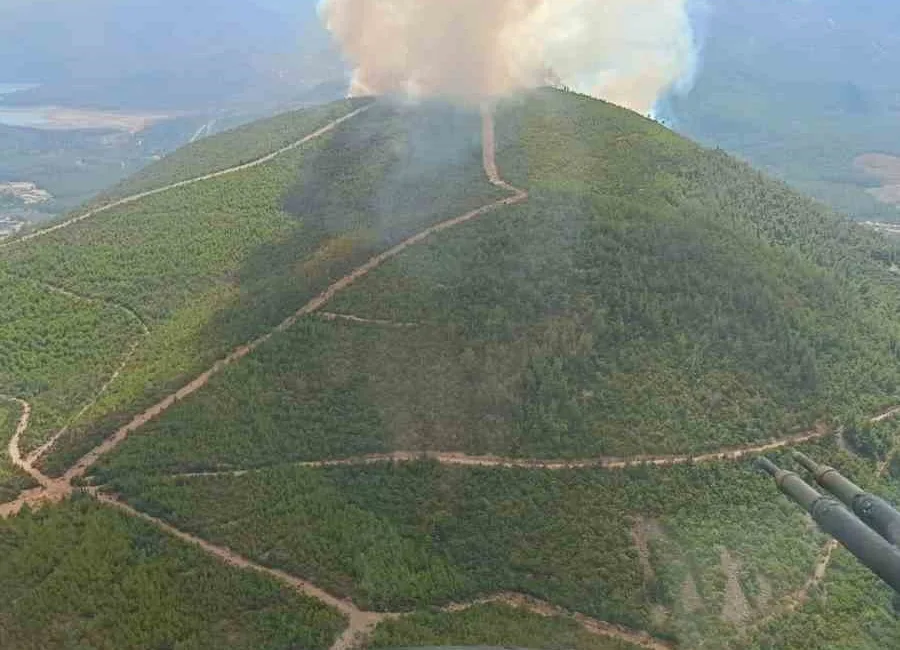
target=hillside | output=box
[2,89,900,649]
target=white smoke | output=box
[317,0,698,114]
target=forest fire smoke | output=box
[318,0,697,113]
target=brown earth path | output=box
[23,281,150,465]
[165,424,833,480]
[0,395,69,518]
[2,103,898,650]
[94,491,392,650]
[0,104,374,251]
[317,311,419,328]
[0,104,379,515]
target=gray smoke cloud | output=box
[318,0,697,113]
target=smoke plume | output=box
[318,0,697,113]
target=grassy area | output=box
[0,497,345,650]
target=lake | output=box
[0,82,39,96]
[0,107,57,129]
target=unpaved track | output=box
[0,395,69,517]
[317,312,419,328]
[24,281,150,465]
[0,105,373,251]
[4,103,900,650]
[62,108,529,484]
[95,492,392,650]
[167,425,833,479]
[444,592,674,650]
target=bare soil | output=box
[720,549,751,625]
[855,152,900,205]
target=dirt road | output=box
[169,425,832,480]
[4,103,899,650]
[444,592,674,650]
[0,395,71,518]
[0,105,373,251]
[62,108,528,483]
[22,281,150,465]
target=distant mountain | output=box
[666,0,900,220]
[0,0,342,110]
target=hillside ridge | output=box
[3,90,900,649]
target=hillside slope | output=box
[2,89,900,649]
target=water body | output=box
[0,107,57,129]
[0,84,46,127]
[0,82,39,96]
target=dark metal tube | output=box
[794,452,900,548]
[761,457,900,593]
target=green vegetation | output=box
[4,88,900,649]
[103,99,370,199]
[0,497,345,649]
[104,441,854,641]
[82,90,900,475]
[0,271,137,450]
[370,603,638,650]
[0,100,500,476]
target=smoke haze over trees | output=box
[318,0,697,113]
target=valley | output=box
[2,90,900,649]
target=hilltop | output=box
[1,89,900,649]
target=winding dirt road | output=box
[96,489,674,650]
[24,281,150,466]
[0,104,379,513]
[443,593,674,650]
[95,492,389,650]
[0,105,373,251]
[3,102,899,650]
[165,425,832,480]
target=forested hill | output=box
[2,89,900,649]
